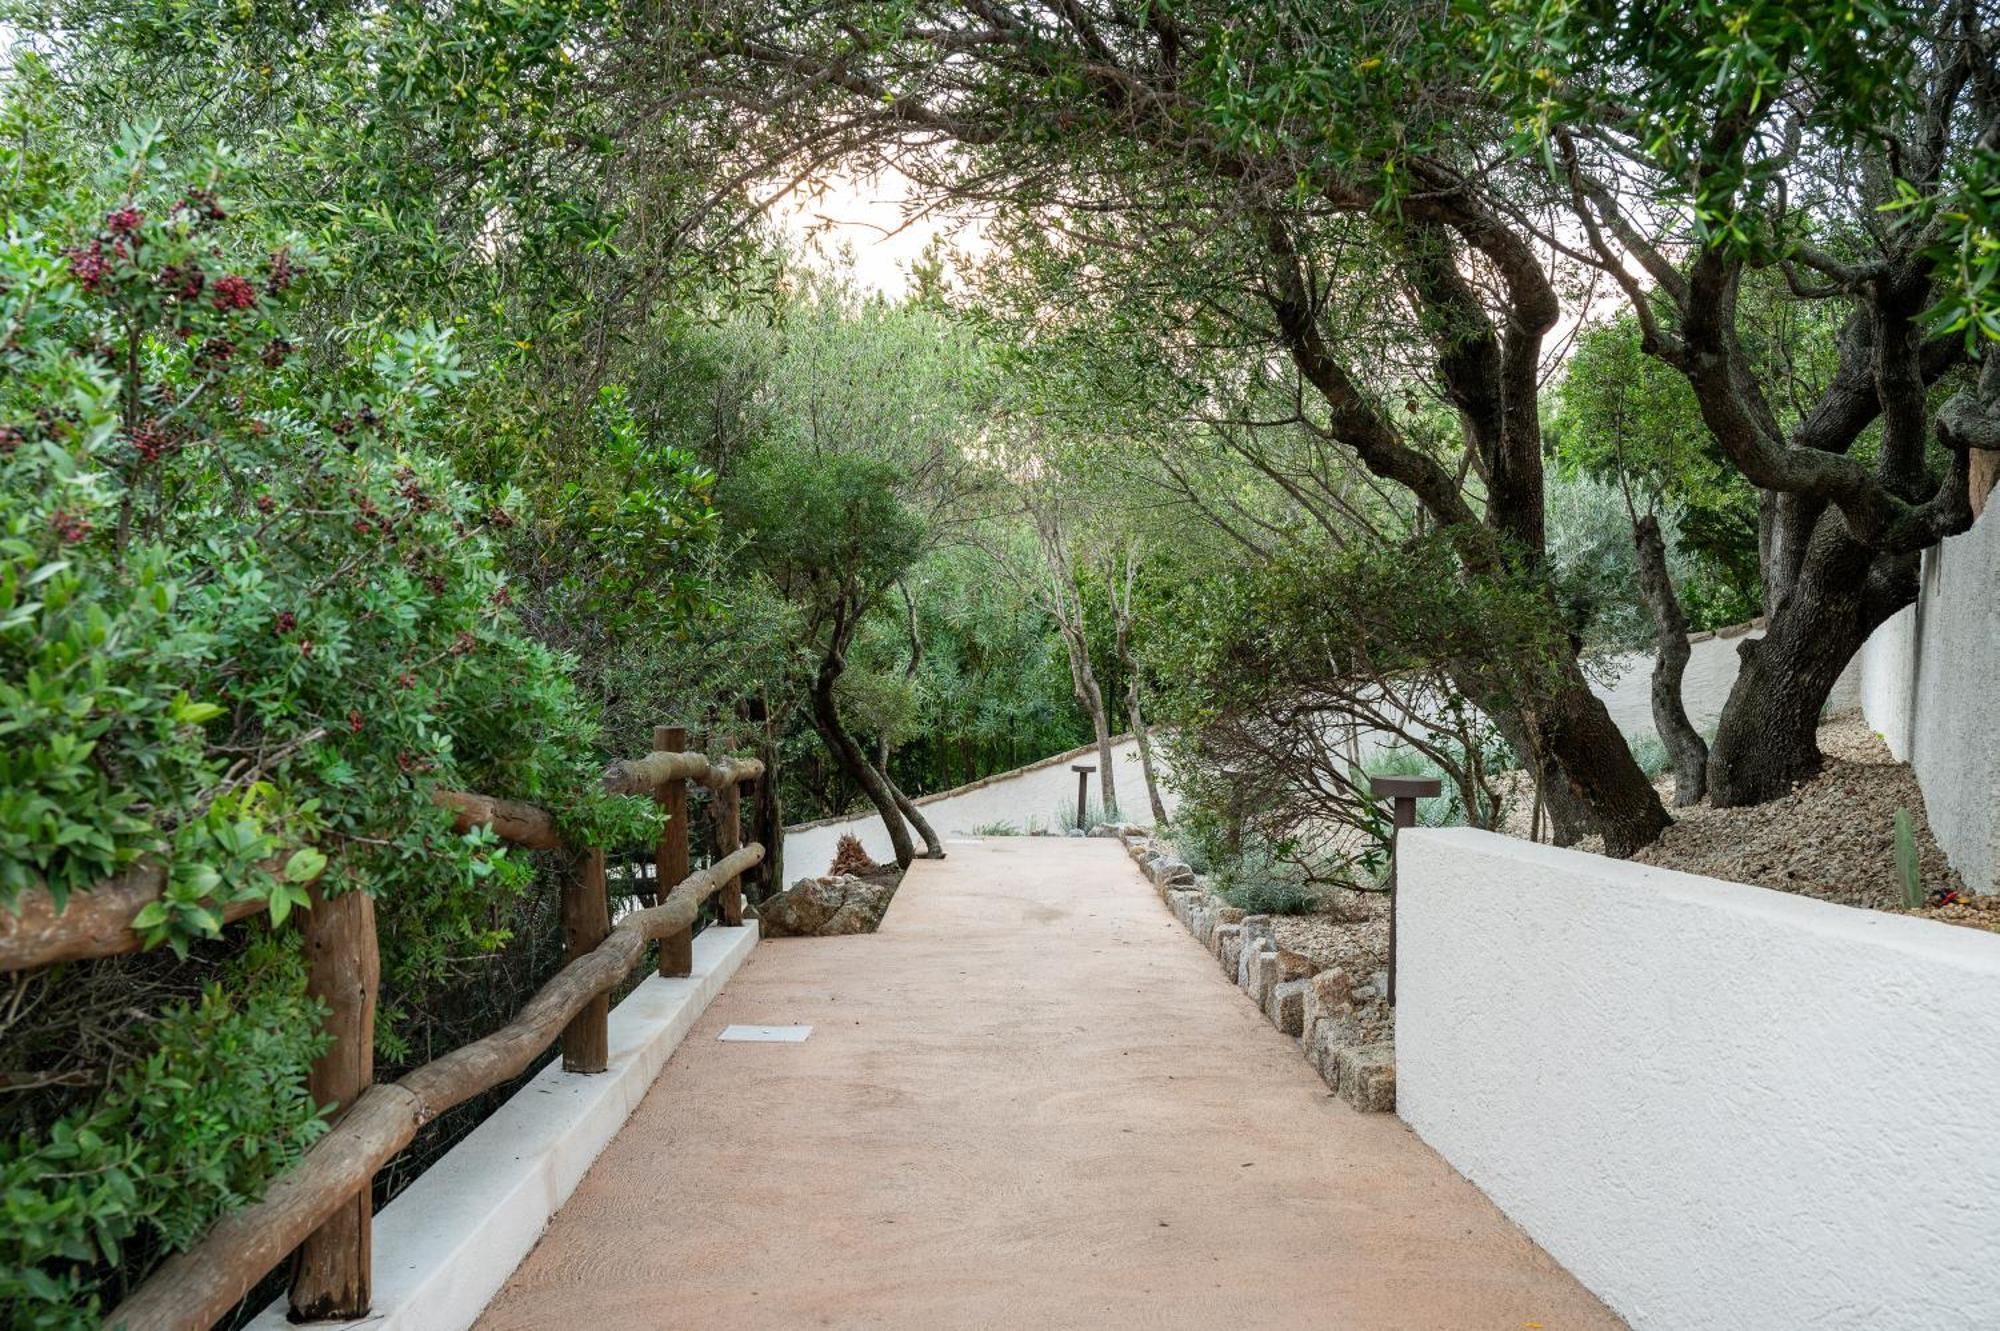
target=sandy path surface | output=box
[476,838,1618,1330]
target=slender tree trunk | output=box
[880,582,943,857]
[1106,545,1168,825]
[883,758,944,858]
[1124,685,1168,825]
[1061,625,1118,819]
[810,613,916,868]
[1632,514,1708,805]
[1707,516,1914,806]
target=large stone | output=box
[1215,924,1244,975]
[1268,978,1311,1036]
[1247,949,1281,1009]
[1237,916,1276,987]
[1303,968,1358,1048]
[1333,1043,1397,1113]
[1151,858,1195,889]
[1276,947,1316,982]
[1192,899,1224,948]
[757,873,897,937]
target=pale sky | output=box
[772,165,983,298]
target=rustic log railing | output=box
[0,731,768,1331]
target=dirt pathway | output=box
[477,838,1617,1330]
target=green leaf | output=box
[283,847,327,884]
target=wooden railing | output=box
[0,729,772,1331]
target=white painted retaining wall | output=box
[250,923,757,1331]
[1594,622,1760,738]
[784,624,1799,881]
[783,736,1172,876]
[1858,506,2000,892]
[1397,829,2000,1331]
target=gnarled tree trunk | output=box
[811,607,917,868]
[1632,514,1709,805]
[1707,516,1916,806]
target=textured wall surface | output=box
[1593,623,1761,738]
[782,622,1826,881]
[1396,828,2000,1331]
[1858,507,2000,892]
[781,735,1173,878]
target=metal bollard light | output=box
[1071,763,1095,830]
[1370,774,1441,1006]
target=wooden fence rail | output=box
[0,733,769,1331]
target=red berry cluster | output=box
[196,336,234,368]
[274,610,297,634]
[0,425,22,453]
[158,264,205,301]
[66,242,111,293]
[261,337,293,368]
[347,710,365,734]
[104,206,143,234]
[128,419,177,463]
[211,274,258,312]
[266,250,295,293]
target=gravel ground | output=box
[1508,711,1979,927]
[1273,904,1388,978]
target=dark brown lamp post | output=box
[1370,774,1441,1006]
[1071,764,1096,830]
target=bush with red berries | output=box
[0,125,661,1325]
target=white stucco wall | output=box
[1858,507,2000,892]
[1397,828,2000,1331]
[782,736,1175,879]
[1592,624,1759,739]
[783,620,1854,881]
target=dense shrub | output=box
[0,122,660,1325]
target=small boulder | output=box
[1247,948,1281,1008]
[1215,923,1244,975]
[1268,977,1311,1036]
[1333,1043,1397,1113]
[757,872,897,938]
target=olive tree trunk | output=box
[1707,515,1916,806]
[810,610,916,868]
[1632,514,1709,805]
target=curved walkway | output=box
[477,838,1618,1329]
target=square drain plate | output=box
[718,1025,812,1043]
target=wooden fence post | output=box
[657,724,694,978]
[560,847,610,1072]
[289,884,380,1320]
[715,776,744,927]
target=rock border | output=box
[1113,827,1396,1113]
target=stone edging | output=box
[1106,826,1396,1113]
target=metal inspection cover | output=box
[717,1025,813,1043]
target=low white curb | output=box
[251,922,758,1331]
